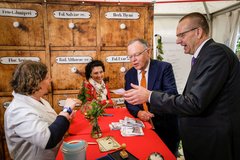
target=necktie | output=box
[191,57,196,67]
[140,71,155,129]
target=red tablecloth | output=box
[56,108,176,160]
[68,108,152,135]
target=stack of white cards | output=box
[109,116,145,136]
[120,126,144,137]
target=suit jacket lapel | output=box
[148,60,157,90]
[132,69,139,86]
[184,39,214,94]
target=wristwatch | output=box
[148,152,164,160]
[63,107,72,115]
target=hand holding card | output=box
[110,88,126,95]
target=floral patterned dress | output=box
[79,78,114,107]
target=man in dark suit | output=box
[125,39,179,156]
[124,12,240,160]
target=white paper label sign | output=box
[105,12,139,19]
[0,8,37,18]
[56,56,92,64]
[106,56,130,63]
[112,98,125,105]
[58,99,80,107]
[58,100,65,107]
[53,11,90,19]
[0,57,40,64]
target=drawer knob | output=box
[120,23,126,30]
[71,66,78,73]
[13,21,20,28]
[68,22,75,29]
[71,67,85,77]
[120,67,126,73]
[3,101,11,109]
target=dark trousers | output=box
[152,114,180,156]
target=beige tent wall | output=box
[154,15,191,94]
[212,8,240,51]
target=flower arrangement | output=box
[78,82,107,138]
[84,100,107,138]
[84,100,106,120]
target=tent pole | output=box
[203,2,212,38]
[203,2,211,21]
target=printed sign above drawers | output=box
[0,51,46,92]
[47,4,97,47]
[0,3,44,46]
[100,6,146,47]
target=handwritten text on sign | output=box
[105,12,139,20]
[0,57,40,64]
[106,56,130,63]
[112,98,125,105]
[53,11,90,19]
[0,8,37,18]
[56,56,92,64]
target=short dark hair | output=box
[85,60,105,80]
[10,60,48,95]
[180,12,209,35]
[127,38,149,48]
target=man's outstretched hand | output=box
[124,83,151,105]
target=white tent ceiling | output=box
[79,0,239,15]
[154,1,239,15]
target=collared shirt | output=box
[193,38,210,58]
[137,60,150,87]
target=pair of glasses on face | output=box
[128,48,148,59]
[176,27,199,38]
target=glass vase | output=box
[91,118,102,139]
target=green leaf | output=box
[78,82,89,105]
[156,36,164,61]
[85,100,107,124]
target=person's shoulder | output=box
[125,67,136,75]
[151,59,172,67]
[83,80,89,84]
[83,80,92,87]
[210,41,234,54]
[5,99,35,120]
[204,39,230,52]
[206,39,236,60]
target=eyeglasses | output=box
[128,48,148,59]
[176,27,198,38]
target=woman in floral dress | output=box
[79,60,116,108]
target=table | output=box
[56,108,176,160]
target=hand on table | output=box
[137,110,154,121]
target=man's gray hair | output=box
[127,38,149,48]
